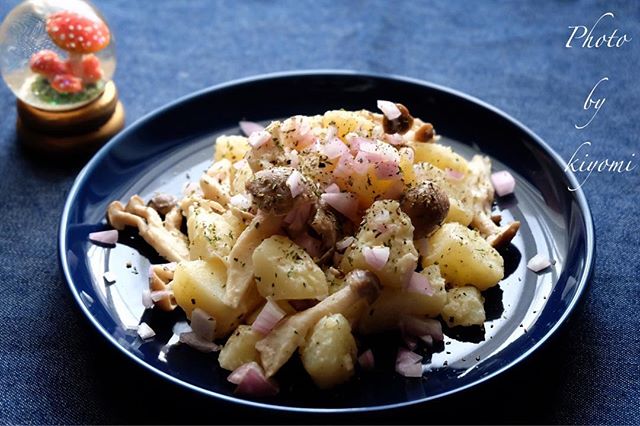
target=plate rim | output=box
[58,69,595,413]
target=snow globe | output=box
[0,0,124,155]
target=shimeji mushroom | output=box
[41,10,110,92]
[255,270,381,377]
[107,195,190,263]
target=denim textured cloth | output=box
[0,1,638,424]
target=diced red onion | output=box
[346,135,371,154]
[358,349,375,371]
[406,272,434,296]
[414,238,428,257]
[141,289,154,309]
[527,253,551,272]
[362,150,387,165]
[324,183,340,193]
[399,315,444,342]
[362,245,390,270]
[179,331,221,352]
[358,140,377,153]
[384,133,404,146]
[333,152,355,179]
[191,308,217,341]
[374,160,401,180]
[230,194,252,210]
[321,192,359,222]
[233,159,248,170]
[325,125,337,142]
[252,300,286,335]
[228,362,279,397]
[377,100,401,120]
[239,120,264,136]
[323,137,350,159]
[395,348,423,377]
[293,232,322,259]
[150,290,173,302]
[248,130,271,148]
[137,322,155,340]
[491,170,516,197]
[89,229,118,245]
[445,168,465,181]
[352,151,370,175]
[333,251,343,265]
[336,236,355,251]
[286,170,305,198]
[296,129,317,151]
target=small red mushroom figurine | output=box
[29,10,110,94]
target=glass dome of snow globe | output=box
[0,0,116,111]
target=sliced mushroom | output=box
[256,269,381,377]
[465,155,520,247]
[149,263,177,312]
[467,155,495,213]
[400,181,450,238]
[382,103,414,135]
[179,195,226,216]
[309,201,339,262]
[200,159,233,206]
[472,211,520,248]
[224,212,284,308]
[107,195,189,263]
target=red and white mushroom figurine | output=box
[29,10,110,93]
[29,50,67,77]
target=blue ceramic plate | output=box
[59,71,594,412]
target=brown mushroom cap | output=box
[383,103,414,135]
[245,167,315,215]
[400,181,450,237]
[46,11,110,54]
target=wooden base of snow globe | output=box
[17,80,125,156]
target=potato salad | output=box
[105,101,520,395]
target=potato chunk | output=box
[300,314,357,389]
[341,200,418,288]
[444,198,474,226]
[218,325,261,371]
[322,110,377,139]
[411,142,469,175]
[214,135,251,163]
[441,286,486,327]
[358,265,447,334]
[172,258,260,338]
[186,207,239,261]
[422,223,503,290]
[252,235,328,300]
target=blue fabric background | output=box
[0,1,638,424]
